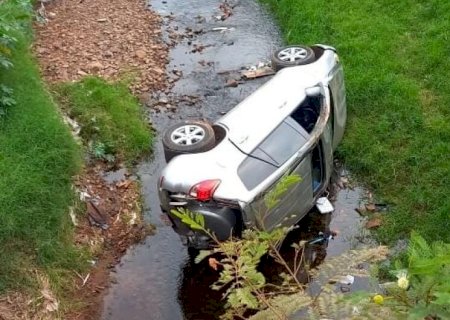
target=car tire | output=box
[271,45,316,71]
[162,120,216,162]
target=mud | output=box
[101,1,370,319]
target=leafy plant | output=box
[0,0,31,118]
[171,174,389,319]
[307,233,450,320]
[375,233,450,319]
[174,203,390,319]
[0,84,15,117]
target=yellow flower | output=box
[373,294,384,305]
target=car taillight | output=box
[189,179,221,202]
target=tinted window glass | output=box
[238,120,309,190]
[259,120,308,165]
[238,149,277,190]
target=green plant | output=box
[0,0,84,295]
[0,0,31,117]
[173,205,390,319]
[371,233,450,319]
[171,175,390,319]
[54,76,152,163]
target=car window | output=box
[238,149,278,190]
[238,119,309,190]
[259,119,308,165]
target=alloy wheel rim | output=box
[277,47,308,62]
[171,125,205,145]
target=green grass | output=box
[0,1,84,292]
[54,77,152,163]
[261,0,450,243]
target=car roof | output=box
[216,66,322,154]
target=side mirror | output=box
[305,86,322,97]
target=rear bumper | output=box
[166,205,239,249]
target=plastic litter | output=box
[316,197,334,214]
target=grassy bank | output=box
[0,0,152,299]
[0,1,83,292]
[261,0,449,242]
[54,77,152,164]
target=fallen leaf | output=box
[365,217,382,229]
[365,203,377,212]
[117,180,132,189]
[208,257,220,271]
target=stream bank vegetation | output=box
[174,175,450,319]
[260,0,449,244]
[1,0,156,318]
[54,76,153,164]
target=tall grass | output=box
[261,0,450,242]
[0,1,83,291]
[55,77,153,164]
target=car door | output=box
[248,154,314,231]
[241,118,314,230]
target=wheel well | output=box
[232,209,245,237]
[212,124,227,145]
[311,45,325,60]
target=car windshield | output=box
[238,118,309,190]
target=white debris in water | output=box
[339,275,355,285]
[212,27,234,33]
[316,197,334,214]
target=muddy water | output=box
[101,1,366,319]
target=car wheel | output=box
[271,45,316,71]
[162,120,216,162]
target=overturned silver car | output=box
[158,44,346,249]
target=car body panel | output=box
[158,45,347,248]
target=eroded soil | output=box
[67,164,154,320]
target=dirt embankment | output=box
[22,0,168,319]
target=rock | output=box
[97,18,107,23]
[103,51,113,58]
[158,97,169,104]
[365,217,382,229]
[225,79,239,88]
[36,47,47,55]
[153,67,165,75]
[135,49,146,60]
[340,286,351,293]
[77,70,88,76]
[87,61,104,72]
[60,69,69,81]
[356,206,368,216]
[365,203,377,212]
